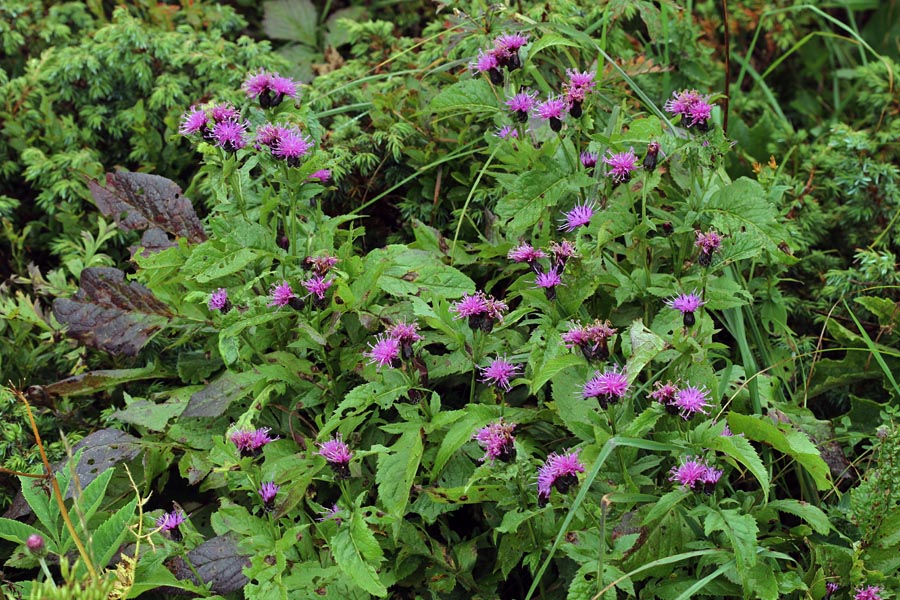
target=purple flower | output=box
[559,201,596,232]
[580,151,598,169]
[208,288,229,312]
[548,240,577,271]
[508,243,546,265]
[581,366,629,408]
[695,230,722,258]
[666,291,705,327]
[537,449,585,506]
[563,319,616,361]
[473,419,516,463]
[484,296,508,322]
[700,465,723,494]
[255,123,289,150]
[492,33,528,71]
[563,69,595,115]
[562,324,589,348]
[479,357,520,391]
[268,281,296,308]
[156,510,186,540]
[451,291,507,332]
[26,534,44,555]
[209,103,240,123]
[649,381,679,408]
[364,334,401,370]
[179,105,208,135]
[825,583,839,599]
[471,50,502,84]
[305,254,339,275]
[451,293,489,319]
[496,125,519,139]
[673,385,711,420]
[506,90,537,122]
[536,96,567,131]
[602,148,638,184]
[565,69,596,91]
[664,89,714,130]
[535,268,563,301]
[229,427,277,457]
[308,169,332,183]
[243,70,298,109]
[301,275,333,301]
[854,586,883,600]
[273,128,313,167]
[318,434,352,479]
[258,481,280,510]
[212,120,248,152]
[318,503,343,525]
[669,456,709,490]
[387,320,423,346]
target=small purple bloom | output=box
[474,419,516,463]
[854,586,883,600]
[364,334,401,370]
[209,103,240,123]
[581,366,629,408]
[208,288,229,312]
[318,434,352,479]
[179,105,208,135]
[268,281,296,308]
[673,385,711,420]
[496,125,519,139]
[479,357,520,391]
[565,69,596,91]
[471,50,499,73]
[451,293,489,319]
[305,254,339,275]
[273,128,313,166]
[536,96,567,131]
[562,324,589,349]
[258,481,280,510]
[506,90,537,122]
[700,465,723,494]
[580,151,599,169]
[669,456,709,490]
[649,381,679,406]
[212,120,248,152]
[508,243,546,264]
[256,123,289,150]
[308,169,332,183]
[243,70,298,109]
[494,33,529,53]
[537,449,585,506]
[666,291,705,329]
[156,510,186,540]
[825,583,839,597]
[229,426,277,457]
[535,268,563,300]
[602,148,638,184]
[301,275,333,301]
[387,320,423,345]
[559,201,596,232]
[695,230,722,256]
[548,240,577,270]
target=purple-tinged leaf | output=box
[166,535,250,595]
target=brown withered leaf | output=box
[165,536,250,595]
[88,171,206,255]
[52,267,171,356]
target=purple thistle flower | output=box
[581,366,629,408]
[565,69,596,91]
[854,586,883,600]
[387,320,423,345]
[537,449,585,507]
[494,33,529,53]
[452,292,506,332]
[243,70,298,109]
[451,293,489,319]
[496,125,519,139]
[695,230,722,257]
[273,128,313,167]
[602,148,638,184]
[364,334,401,370]
[649,381,679,407]
[535,268,563,301]
[156,510,186,540]
[301,275,333,301]
[26,534,44,555]
[209,103,240,123]
[664,89,705,116]
[229,426,277,457]
[825,583,839,598]
[506,90,537,122]
[179,105,208,135]
[559,201,596,232]
[471,50,499,73]
[536,96,567,131]
[208,288,229,312]
[562,324,589,348]
[258,481,280,510]
[686,101,712,127]
[479,357,520,391]
[508,243,547,265]
[268,281,296,308]
[666,291,705,327]
[317,434,352,479]
[474,419,516,463]
[308,169,332,183]
[305,254,339,275]
[664,89,714,131]
[700,465,723,494]
[669,456,709,490]
[580,151,599,169]
[212,120,248,152]
[255,123,289,150]
[673,385,711,420]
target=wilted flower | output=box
[208,288,230,312]
[537,449,585,507]
[506,90,537,122]
[364,334,401,370]
[229,427,277,457]
[666,291,705,328]
[318,503,344,525]
[479,357,520,391]
[650,381,680,415]
[474,420,516,463]
[258,482,280,511]
[581,366,629,408]
[305,254,339,275]
[559,201,596,232]
[243,70,298,108]
[318,434,352,479]
[695,230,722,266]
[548,240,577,271]
[643,141,661,171]
[536,96,567,132]
[563,319,616,361]
[673,385,712,420]
[603,148,638,184]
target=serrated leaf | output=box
[263,0,318,44]
[0,517,45,547]
[624,319,665,384]
[764,499,830,535]
[431,405,494,477]
[551,366,594,441]
[704,509,758,589]
[495,165,592,233]
[331,511,387,597]
[430,79,500,114]
[372,246,475,299]
[90,497,137,568]
[112,397,186,431]
[706,432,770,501]
[728,413,831,490]
[52,267,171,356]
[376,428,423,519]
[181,245,260,283]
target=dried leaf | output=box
[89,171,206,254]
[29,364,166,399]
[166,535,250,595]
[52,267,171,356]
[182,371,254,418]
[4,429,141,519]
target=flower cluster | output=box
[563,69,595,117]
[665,291,705,328]
[471,33,529,84]
[473,420,516,463]
[563,319,617,361]
[508,240,578,301]
[451,291,507,332]
[317,434,352,479]
[229,426,277,457]
[650,382,713,420]
[364,319,424,369]
[669,456,723,494]
[179,103,249,152]
[854,585,882,600]
[479,357,520,392]
[664,89,715,132]
[581,366,629,408]
[256,124,314,167]
[537,449,585,507]
[243,70,298,109]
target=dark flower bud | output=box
[27,534,45,556]
[643,142,660,171]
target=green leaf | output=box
[376,428,423,519]
[262,0,318,44]
[496,509,538,535]
[112,397,186,431]
[551,366,594,441]
[764,499,830,535]
[331,511,387,597]
[76,468,114,528]
[19,476,57,539]
[495,165,593,233]
[371,246,475,299]
[706,431,770,502]
[431,405,494,477]
[90,497,137,569]
[704,509,759,590]
[624,319,666,384]
[728,413,831,490]
[643,489,688,524]
[0,517,45,547]
[430,79,500,114]
[181,245,260,283]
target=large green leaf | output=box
[429,79,500,114]
[704,508,759,592]
[90,497,138,570]
[0,517,45,547]
[624,319,666,384]
[376,428,423,520]
[495,164,593,233]
[763,499,830,535]
[706,431,771,501]
[371,246,475,299]
[431,405,494,477]
[331,511,387,597]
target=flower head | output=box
[580,151,599,169]
[364,334,401,370]
[494,33,529,53]
[537,449,585,506]
[508,243,547,264]
[452,291,506,332]
[26,534,45,555]
[156,510,186,540]
[496,125,519,139]
[387,320,423,347]
[255,123,289,149]
[854,586,883,600]
[506,90,538,121]
[301,275,333,301]
[268,281,296,308]
[673,385,711,420]
[305,254,339,275]
[208,288,229,312]
[179,105,208,135]
[548,240,577,270]
[695,230,722,255]
[318,434,352,479]
[212,120,248,152]
[308,169,332,183]
[536,96,567,128]
[565,69,596,91]
[559,201,596,232]
[479,357,520,391]
[669,456,709,490]
[700,465,723,494]
[209,103,240,123]
[649,381,679,405]
[582,366,629,408]
[258,481,280,510]
[666,292,705,315]
[229,426,277,457]
[535,269,562,289]
[243,70,298,108]
[471,50,499,73]
[451,293,489,319]
[562,324,589,348]
[474,419,516,463]
[273,128,313,166]
[603,148,638,184]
